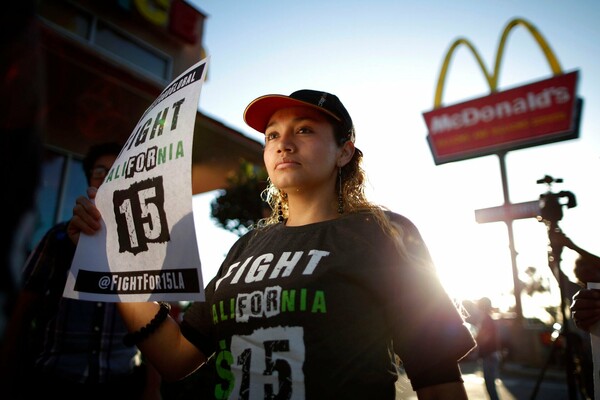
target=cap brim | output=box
[243,94,342,133]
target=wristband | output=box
[123,302,171,347]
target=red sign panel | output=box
[423,71,581,165]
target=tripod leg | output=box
[546,222,580,399]
[567,331,593,400]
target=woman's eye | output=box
[297,126,313,134]
[265,132,278,141]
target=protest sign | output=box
[64,58,208,302]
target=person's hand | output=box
[571,288,600,331]
[67,186,102,245]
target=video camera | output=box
[537,175,577,223]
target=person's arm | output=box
[550,230,600,289]
[552,230,600,269]
[416,381,468,399]
[117,302,206,382]
[141,361,162,400]
[560,233,600,263]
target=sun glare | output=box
[432,218,564,323]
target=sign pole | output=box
[497,151,524,321]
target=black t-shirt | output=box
[182,211,475,399]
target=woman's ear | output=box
[338,141,355,167]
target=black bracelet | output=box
[123,302,171,347]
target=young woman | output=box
[69,89,476,399]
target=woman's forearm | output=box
[117,302,207,382]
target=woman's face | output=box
[263,106,343,197]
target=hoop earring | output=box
[338,167,344,214]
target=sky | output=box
[187,0,600,321]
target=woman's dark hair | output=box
[82,142,122,184]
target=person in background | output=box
[0,142,161,400]
[475,297,500,400]
[68,89,476,399]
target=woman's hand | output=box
[67,186,102,245]
[571,288,600,331]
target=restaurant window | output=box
[39,0,172,82]
[94,20,172,81]
[38,0,92,40]
[28,149,87,251]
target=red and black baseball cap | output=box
[243,89,355,143]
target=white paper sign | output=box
[588,281,600,400]
[64,58,209,302]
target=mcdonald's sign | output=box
[423,18,583,165]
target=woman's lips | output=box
[275,159,299,169]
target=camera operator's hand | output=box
[571,288,600,332]
[550,231,600,285]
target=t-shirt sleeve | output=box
[385,213,476,387]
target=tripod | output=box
[530,176,590,399]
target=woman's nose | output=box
[277,133,295,152]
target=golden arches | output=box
[434,38,492,108]
[433,17,563,109]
